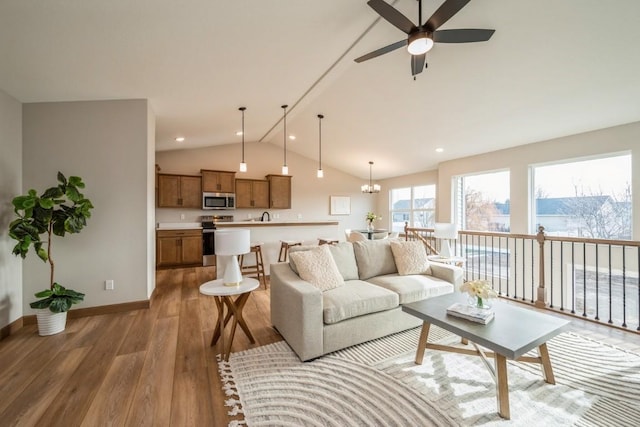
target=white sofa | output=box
[270,239,463,361]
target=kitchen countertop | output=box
[215,220,339,227]
[156,222,202,230]
[156,220,338,230]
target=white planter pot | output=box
[35,309,67,336]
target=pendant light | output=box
[317,114,324,178]
[281,104,288,175]
[238,107,247,172]
[361,161,381,193]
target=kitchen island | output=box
[215,220,340,275]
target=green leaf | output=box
[49,298,71,313]
[30,297,54,310]
[57,171,67,186]
[38,197,55,209]
[34,289,53,298]
[68,176,84,188]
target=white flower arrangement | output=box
[366,212,381,223]
[460,280,497,308]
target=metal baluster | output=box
[550,241,554,308]
[571,242,575,315]
[608,245,613,324]
[582,243,587,317]
[531,239,535,303]
[622,245,627,328]
[595,244,599,321]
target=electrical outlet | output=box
[105,279,114,290]
[248,213,252,219]
[297,213,302,219]
[180,213,185,220]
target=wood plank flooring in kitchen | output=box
[0,266,638,426]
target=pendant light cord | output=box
[239,107,246,162]
[318,114,324,170]
[282,105,288,167]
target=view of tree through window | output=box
[455,171,510,231]
[390,185,436,232]
[533,154,632,239]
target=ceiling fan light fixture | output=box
[407,32,433,55]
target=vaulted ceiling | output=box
[1,0,639,180]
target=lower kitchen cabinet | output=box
[156,229,203,268]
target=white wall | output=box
[0,89,22,329]
[380,121,640,239]
[22,100,154,312]
[155,142,378,236]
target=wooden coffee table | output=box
[402,293,570,420]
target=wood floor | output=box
[1,266,638,426]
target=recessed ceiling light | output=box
[435,147,444,153]
[289,135,296,140]
[236,131,243,136]
[175,137,185,142]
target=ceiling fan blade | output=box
[433,28,495,43]
[425,0,472,31]
[354,39,407,63]
[411,53,426,76]
[367,0,417,34]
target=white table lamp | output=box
[434,223,458,258]
[215,228,250,286]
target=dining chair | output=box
[347,231,367,242]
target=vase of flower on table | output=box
[460,280,497,311]
[365,212,379,232]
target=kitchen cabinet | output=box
[156,229,203,268]
[266,174,291,209]
[236,179,269,208]
[157,174,202,208]
[201,169,236,193]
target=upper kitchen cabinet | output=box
[157,174,202,208]
[201,169,236,193]
[266,174,291,209]
[236,179,269,208]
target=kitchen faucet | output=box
[261,211,271,222]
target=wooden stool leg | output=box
[256,246,266,288]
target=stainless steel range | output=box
[201,215,234,266]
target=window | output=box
[454,170,510,232]
[389,185,436,232]
[532,153,632,239]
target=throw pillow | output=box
[289,245,344,291]
[390,240,431,275]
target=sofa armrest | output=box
[270,262,324,361]
[428,263,464,288]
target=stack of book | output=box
[446,303,495,324]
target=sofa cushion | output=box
[366,273,454,304]
[288,245,344,292]
[390,240,432,275]
[322,280,399,324]
[352,239,398,280]
[289,242,359,281]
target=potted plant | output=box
[8,172,94,336]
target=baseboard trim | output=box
[0,317,24,341]
[22,300,150,326]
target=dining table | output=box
[354,229,388,240]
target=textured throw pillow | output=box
[390,240,431,275]
[289,245,344,291]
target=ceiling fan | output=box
[354,0,495,77]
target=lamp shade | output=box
[215,229,250,256]
[434,223,458,240]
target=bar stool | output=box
[239,242,266,289]
[318,238,339,245]
[278,240,302,262]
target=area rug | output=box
[218,327,640,426]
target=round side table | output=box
[199,277,259,361]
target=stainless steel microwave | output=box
[202,192,235,210]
